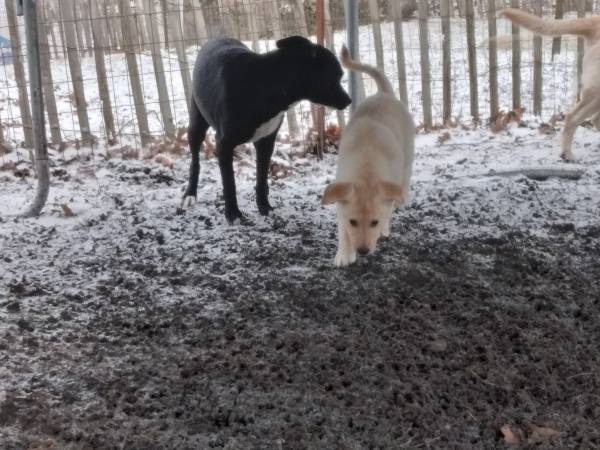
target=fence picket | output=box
[37,4,61,145]
[5,0,34,148]
[389,0,408,105]
[418,0,432,128]
[441,0,452,124]
[465,0,479,122]
[90,0,116,142]
[533,0,543,115]
[511,0,521,110]
[487,0,499,119]
[118,0,151,146]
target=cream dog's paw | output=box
[334,248,357,267]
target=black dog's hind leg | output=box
[254,125,281,215]
[183,100,209,207]
[217,138,247,224]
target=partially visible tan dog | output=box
[322,46,415,267]
[501,8,600,160]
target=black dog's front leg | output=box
[254,127,280,215]
[217,139,246,224]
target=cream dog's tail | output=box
[500,8,600,40]
[340,45,393,95]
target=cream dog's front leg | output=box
[382,219,391,237]
[334,222,356,267]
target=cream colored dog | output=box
[501,8,600,160]
[322,46,415,267]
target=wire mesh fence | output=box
[1,0,599,170]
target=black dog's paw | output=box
[225,208,252,226]
[257,201,274,216]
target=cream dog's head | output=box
[322,181,406,255]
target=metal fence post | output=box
[20,0,50,217]
[344,0,362,114]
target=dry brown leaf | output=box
[500,424,560,445]
[154,154,175,170]
[204,138,217,158]
[0,161,17,171]
[176,127,187,142]
[61,204,75,217]
[538,123,555,135]
[270,160,291,178]
[0,142,10,155]
[528,425,560,444]
[501,424,526,445]
[438,131,451,144]
[549,113,564,126]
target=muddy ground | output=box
[1,128,600,450]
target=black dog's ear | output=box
[276,35,313,49]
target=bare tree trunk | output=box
[165,0,193,115]
[244,1,260,51]
[532,0,543,115]
[487,0,499,119]
[90,0,116,143]
[341,0,366,101]
[144,0,176,137]
[576,0,585,101]
[418,0,432,129]
[324,0,345,128]
[74,1,87,53]
[269,0,300,138]
[552,0,564,59]
[37,3,62,145]
[118,0,151,146]
[293,0,309,36]
[5,0,34,148]
[465,0,479,122]
[59,0,93,144]
[294,0,319,129]
[441,0,452,124]
[160,0,169,49]
[193,1,208,41]
[48,7,61,59]
[511,0,521,109]
[80,2,94,56]
[182,0,197,45]
[105,1,122,50]
[23,0,50,218]
[390,0,408,105]
[134,0,151,51]
[368,0,384,73]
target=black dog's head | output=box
[276,36,352,110]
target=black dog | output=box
[182,36,352,224]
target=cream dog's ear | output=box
[378,181,407,204]
[322,182,353,205]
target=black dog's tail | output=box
[340,45,394,95]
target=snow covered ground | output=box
[2,120,599,291]
[1,121,600,449]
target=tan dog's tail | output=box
[500,8,599,40]
[340,45,393,95]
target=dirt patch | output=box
[1,200,599,449]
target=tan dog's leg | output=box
[334,223,356,267]
[561,93,600,160]
[382,220,391,238]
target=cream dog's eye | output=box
[349,219,358,227]
[370,220,379,227]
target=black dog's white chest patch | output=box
[250,112,285,142]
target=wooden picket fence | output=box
[0,0,599,157]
